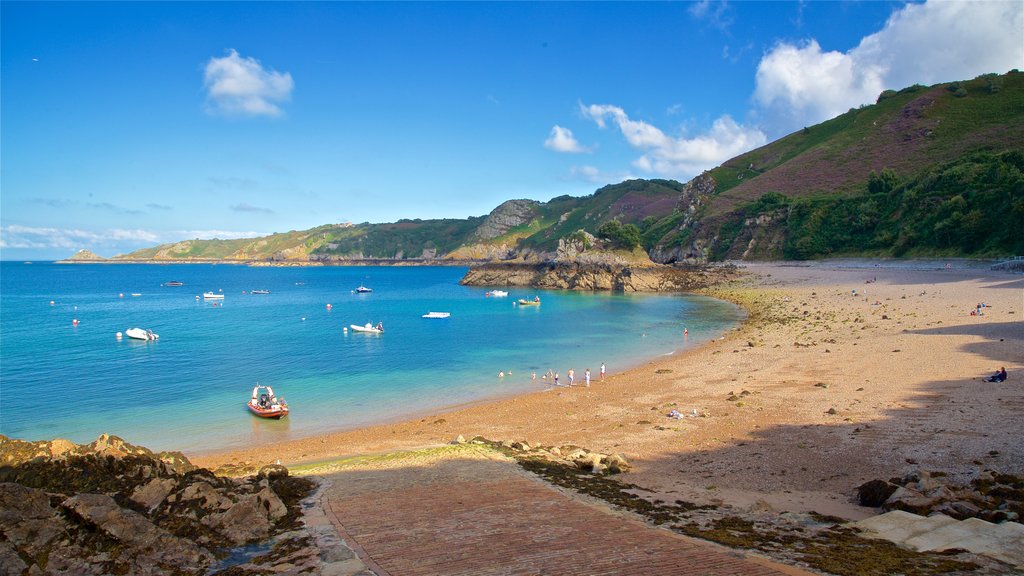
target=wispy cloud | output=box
[0,225,265,254]
[31,197,75,208]
[203,49,294,118]
[208,176,259,190]
[754,0,1024,133]
[689,0,734,32]
[146,203,173,211]
[230,202,274,214]
[87,202,144,215]
[0,225,160,250]
[544,125,589,153]
[580,103,766,178]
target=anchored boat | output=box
[247,384,289,419]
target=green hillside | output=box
[113,72,1023,264]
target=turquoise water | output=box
[0,263,743,453]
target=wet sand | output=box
[191,261,1023,519]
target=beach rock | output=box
[258,485,289,522]
[451,435,466,445]
[62,493,213,569]
[857,479,899,507]
[258,464,290,480]
[202,493,274,545]
[180,479,233,510]
[512,441,531,452]
[0,540,28,576]
[0,483,64,553]
[884,486,938,515]
[574,453,604,472]
[130,477,177,512]
[603,453,630,474]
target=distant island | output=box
[62,72,1023,270]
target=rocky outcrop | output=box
[58,249,106,262]
[0,434,317,575]
[857,468,1023,523]
[472,199,542,241]
[649,171,717,264]
[460,262,739,292]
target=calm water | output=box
[0,262,743,453]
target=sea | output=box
[0,262,744,454]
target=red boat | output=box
[247,385,289,419]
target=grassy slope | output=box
[706,72,1024,217]
[519,179,683,251]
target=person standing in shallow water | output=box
[585,368,591,387]
[600,363,606,381]
[567,368,575,387]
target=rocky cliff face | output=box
[649,171,717,264]
[0,434,318,575]
[472,199,541,241]
[460,262,738,292]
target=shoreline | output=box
[190,260,1023,521]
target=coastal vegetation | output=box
[95,71,1023,266]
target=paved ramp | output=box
[318,447,806,576]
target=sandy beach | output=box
[191,261,1023,521]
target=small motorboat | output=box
[486,290,509,297]
[130,293,142,297]
[163,281,184,287]
[517,297,541,306]
[125,327,158,341]
[250,289,270,294]
[203,292,225,300]
[350,322,384,333]
[355,285,372,293]
[422,311,450,319]
[247,384,288,419]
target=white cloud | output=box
[204,49,294,117]
[0,225,159,249]
[580,104,767,178]
[0,225,263,252]
[755,0,1024,131]
[544,125,588,153]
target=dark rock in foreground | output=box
[0,434,317,575]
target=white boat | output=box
[355,285,372,293]
[350,322,384,334]
[203,292,224,300]
[422,311,451,319]
[250,289,270,294]
[486,290,509,297]
[125,327,158,341]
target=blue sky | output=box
[2,1,1021,259]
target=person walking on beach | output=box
[568,368,575,387]
[600,363,606,381]
[554,372,559,386]
[585,368,591,387]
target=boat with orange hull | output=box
[247,384,289,419]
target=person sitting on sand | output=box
[986,367,1007,382]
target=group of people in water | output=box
[498,364,609,388]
